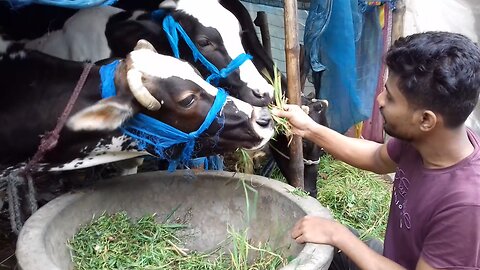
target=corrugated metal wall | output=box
[241,1,315,95]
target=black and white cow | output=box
[0,0,274,107]
[220,0,330,197]
[0,0,328,196]
[0,40,274,176]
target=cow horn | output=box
[134,39,157,53]
[158,0,177,9]
[320,99,329,108]
[127,68,161,110]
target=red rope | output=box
[23,63,94,175]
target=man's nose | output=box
[377,90,385,107]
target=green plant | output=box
[316,154,392,240]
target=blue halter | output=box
[156,12,253,85]
[100,60,227,171]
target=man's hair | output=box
[386,31,480,128]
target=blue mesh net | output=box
[304,0,390,133]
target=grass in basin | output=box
[68,212,289,270]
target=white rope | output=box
[268,142,322,165]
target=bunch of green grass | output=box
[68,212,288,270]
[316,154,392,240]
[262,68,292,139]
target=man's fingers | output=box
[271,104,299,116]
[294,235,306,244]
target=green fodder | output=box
[316,154,392,240]
[262,67,292,139]
[234,148,255,174]
[68,212,288,270]
[68,212,214,270]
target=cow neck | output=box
[153,10,253,86]
[99,59,228,171]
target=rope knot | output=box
[39,132,59,152]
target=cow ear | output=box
[66,98,134,131]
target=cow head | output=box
[67,40,274,157]
[106,0,274,107]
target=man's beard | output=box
[381,110,413,142]
[383,122,413,142]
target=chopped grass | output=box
[68,159,293,270]
[68,211,288,269]
[316,154,392,240]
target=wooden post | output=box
[284,0,304,188]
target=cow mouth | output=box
[250,107,275,149]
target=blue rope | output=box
[99,60,120,98]
[160,14,252,85]
[100,60,227,171]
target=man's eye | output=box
[179,95,195,108]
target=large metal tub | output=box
[16,170,333,269]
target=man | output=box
[273,31,480,270]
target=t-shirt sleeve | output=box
[421,205,480,268]
[386,137,404,164]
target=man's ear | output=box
[66,97,135,131]
[419,110,437,131]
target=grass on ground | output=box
[269,154,392,240]
[316,154,392,240]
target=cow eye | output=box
[197,38,213,48]
[179,95,196,108]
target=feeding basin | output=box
[16,170,334,270]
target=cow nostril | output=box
[252,88,263,98]
[256,114,271,127]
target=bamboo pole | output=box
[283,0,304,188]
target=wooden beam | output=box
[254,11,272,58]
[283,0,304,188]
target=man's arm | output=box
[291,216,440,270]
[273,105,396,174]
[304,123,395,174]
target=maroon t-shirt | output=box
[384,129,480,269]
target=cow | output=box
[0,0,274,107]
[0,0,329,196]
[220,0,330,197]
[0,39,274,177]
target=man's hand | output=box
[291,215,342,246]
[271,104,317,137]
